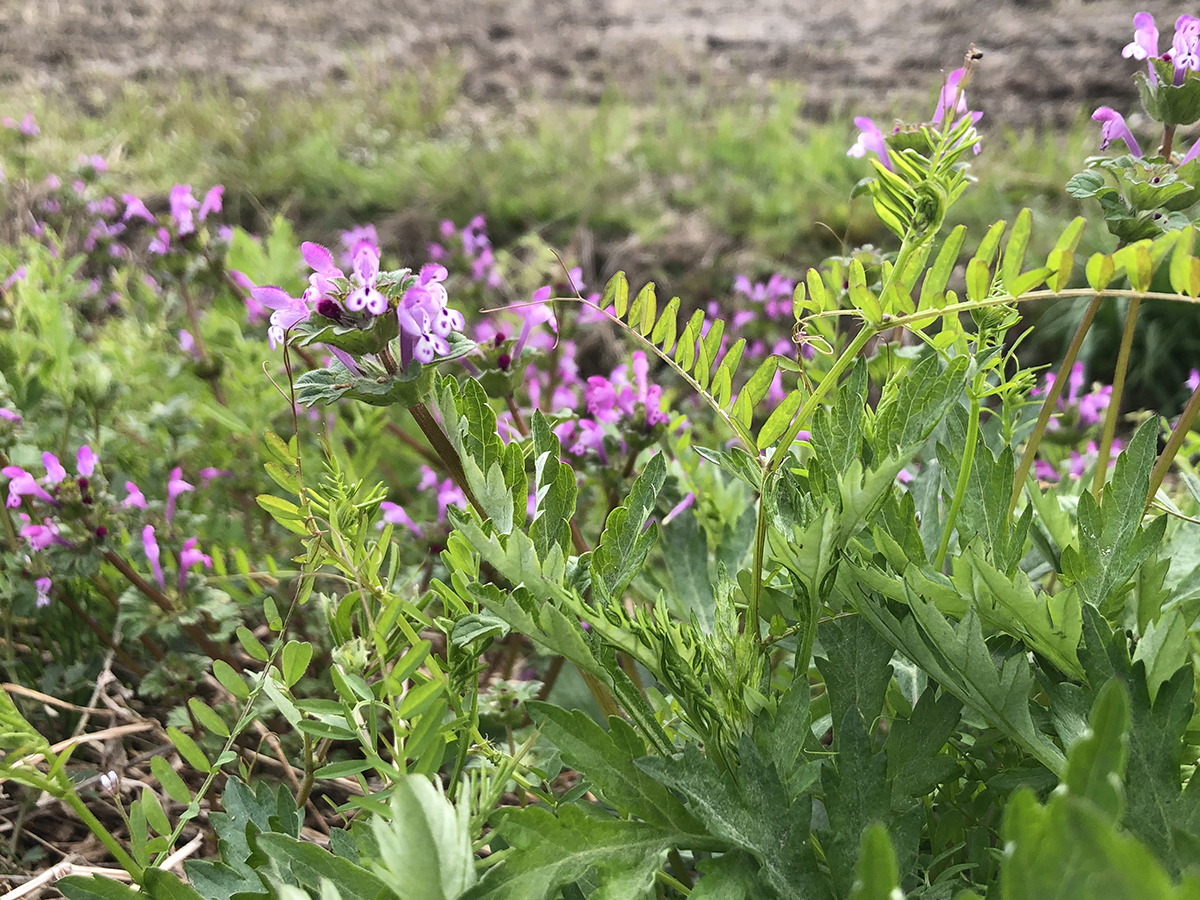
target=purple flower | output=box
[166,467,193,523]
[345,244,388,315]
[123,481,147,509]
[340,224,379,268]
[1187,369,1200,392]
[42,453,66,485]
[148,228,171,255]
[397,265,461,368]
[142,525,165,590]
[1092,107,1142,157]
[21,519,60,552]
[662,492,695,525]
[2,267,25,291]
[197,185,223,221]
[169,184,199,236]
[35,577,52,608]
[0,408,21,423]
[1034,459,1060,482]
[1123,13,1160,62]
[1171,15,1200,76]
[199,467,230,487]
[122,194,156,223]
[512,286,556,362]
[76,446,97,478]
[378,501,423,536]
[1182,141,1200,166]
[178,329,200,359]
[417,466,468,521]
[252,285,311,349]
[179,537,212,590]
[847,117,891,170]
[933,68,969,125]
[18,113,38,137]
[1078,385,1112,427]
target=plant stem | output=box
[1093,297,1141,497]
[408,402,483,516]
[62,789,143,881]
[936,392,981,570]
[1147,382,1200,505]
[1009,294,1102,517]
[747,482,770,642]
[1162,124,1177,161]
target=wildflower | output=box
[1123,13,1160,62]
[662,492,695,525]
[18,114,38,137]
[0,408,21,423]
[41,453,66,485]
[847,117,891,170]
[1034,459,1060,482]
[122,194,156,223]
[142,525,165,590]
[21,519,60,552]
[148,228,171,255]
[166,467,193,523]
[170,184,199,236]
[512,286,556,362]
[734,273,794,319]
[197,185,223,221]
[397,265,461,368]
[1170,15,1200,76]
[178,329,199,359]
[35,577,52,608]
[123,481,147,509]
[2,267,25,291]
[252,285,311,349]
[418,466,468,522]
[1187,369,1200,391]
[378,501,423,536]
[99,771,119,793]
[1092,107,1142,157]
[340,224,379,268]
[345,244,388,315]
[199,467,230,487]
[179,538,213,590]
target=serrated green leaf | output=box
[1064,678,1130,824]
[255,833,391,900]
[370,776,476,900]
[591,455,667,603]
[884,688,962,807]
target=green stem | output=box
[936,392,981,570]
[1093,297,1141,496]
[1147,382,1200,506]
[62,788,144,881]
[1009,294,1102,517]
[766,324,878,477]
[747,481,771,642]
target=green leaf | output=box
[281,640,314,688]
[151,756,192,805]
[637,739,829,899]
[815,615,893,740]
[144,869,206,900]
[591,454,667,603]
[604,271,630,319]
[59,877,142,900]
[188,698,230,738]
[142,785,172,837]
[650,296,680,354]
[757,390,803,450]
[1064,678,1130,824]
[255,833,391,900]
[630,281,657,336]
[884,687,962,807]
[528,703,702,833]
[370,775,476,900]
[1001,209,1032,294]
[1086,252,1115,291]
[236,626,269,662]
[660,505,717,630]
[1061,420,1167,613]
[476,805,677,900]
[167,726,211,774]
[213,659,249,700]
[918,225,967,310]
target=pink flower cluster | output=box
[429,216,502,287]
[1030,362,1112,430]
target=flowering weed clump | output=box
[4,18,1200,900]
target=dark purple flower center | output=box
[316,296,345,323]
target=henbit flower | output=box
[512,286,556,362]
[142,525,165,590]
[1123,12,1160,62]
[178,329,199,358]
[252,285,312,350]
[378,501,423,536]
[197,185,223,221]
[662,492,696,526]
[1187,369,1200,392]
[1078,385,1113,427]
[1171,15,1200,76]
[41,453,66,485]
[179,537,213,590]
[76,445,97,478]
[0,408,21,423]
[21,519,60,552]
[340,224,379,268]
[397,265,462,368]
[416,466,468,522]
[18,113,38,137]
[122,194,156,223]
[1034,459,1061,483]
[847,117,891,170]
[1092,107,1142,157]
[345,244,388,315]
[2,267,25,291]
[169,184,199,236]
[199,467,231,487]
[166,467,194,523]
[123,481,147,509]
[148,228,171,255]
[35,577,52,608]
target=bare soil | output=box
[0,0,1186,126]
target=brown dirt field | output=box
[0,1,1187,126]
